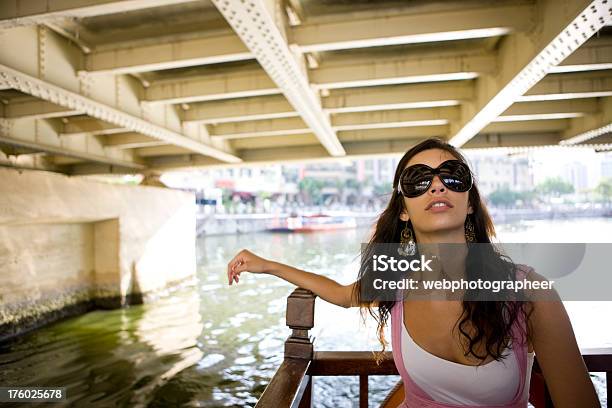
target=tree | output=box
[535,177,574,196]
[374,182,393,196]
[298,177,325,205]
[595,178,612,205]
[488,187,521,208]
[516,189,538,206]
[345,178,361,191]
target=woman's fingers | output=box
[233,269,242,283]
[227,249,265,285]
[227,254,239,285]
[227,254,241,285]
[227,251,250,285]
[227,258,233,285]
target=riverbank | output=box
[196,206,612,236]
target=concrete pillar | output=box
[0,168,196,341]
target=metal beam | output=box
[146,132,612,172]
[502,99,599,116]
[63,162,144,175]
[0,0,199,28]
[146,129,451,170]
[343,139,448,157]
[83,34,252,75]
[497,99,600,121]
[561,96,612,144]
[463,133,562,148]
[0,129,145,170]
[209,117,309,139]
[239,137,452,162]
[181,95,298,124]
[2,100,80,119]
[551,37,612,73]
[292,3,534,53]
[338,126,448,143]
[322,81,473,114]
[220,125,448,149]
[521,71,612,101]
[0,148,61,173]
[145,153,225,170]
[60,117,127,137]
[577,133,612,145]
[103,132,168,149]
[331,107,459,131]
[230,133,318,149]
[143,69,279,105]
[150,135,582,169]
[208,106,457,138]
[0,64,241,163]
[313,53,494,90]
[449,0,611,147]
[212,0,345,156]
[49,156,86,165]
[483,119,569,134]
[134,145,196,157]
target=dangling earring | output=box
[398,221,416,256]
[464,215,476,242]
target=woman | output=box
[226,138,599,407]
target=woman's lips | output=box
[425,199,454,211]
[428,203,452,213]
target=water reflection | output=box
[0,292,206,407]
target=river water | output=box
[0,218,611,407]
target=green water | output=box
[0,218,611,407]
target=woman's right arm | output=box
[227,249,368,308]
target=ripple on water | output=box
[197,353,225,370]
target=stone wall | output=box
[0,168,196,341]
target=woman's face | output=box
[399,148,473,235]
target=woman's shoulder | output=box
[514,263,533,279]
[514,263,553,285]
[514,263,560,305]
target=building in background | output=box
[563,162,589,192]
[465,153,534,196]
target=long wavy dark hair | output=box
[354,137,533,365]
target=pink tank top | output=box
[390,264,533,408]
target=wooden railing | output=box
[255,288,612,408]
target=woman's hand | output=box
[227,251,355,308]
[227,249,271,285]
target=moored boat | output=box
[266,213,357,232]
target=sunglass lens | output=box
[409,179,431,196]
[400,165,432,197]
[439,162,471,192]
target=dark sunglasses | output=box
[398,159,473,198]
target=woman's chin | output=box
[418,221,465,235]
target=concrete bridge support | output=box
[0,168,196,341]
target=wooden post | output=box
[359,374,368,408]
[607,371,611,408]
[297,376,313,408]
[283,288,316,408]
[284,287,316,359]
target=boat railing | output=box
[255,287,612,408]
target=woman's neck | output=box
[414,227,467,244]
[412,227,468,288]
